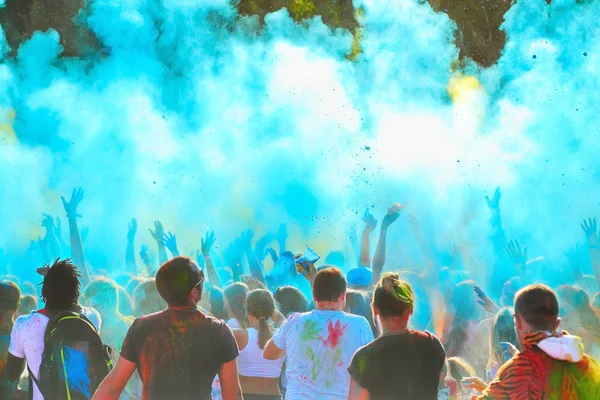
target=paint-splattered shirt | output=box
[120,309,239,400]
[348,329,445,400]
[272,310,374,399]
[477,331,600,400]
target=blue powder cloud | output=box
[0,0,598,286]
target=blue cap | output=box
[346,267,372,288]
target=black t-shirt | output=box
[121,309,239,400]
[348,330,445,400]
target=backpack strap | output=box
[26,364,46,400]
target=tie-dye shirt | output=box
[477,331,600,400]
[272,310,374,400]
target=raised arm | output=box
[61,188,90,284]
[42,214,61,257]
[359,209,377,268]
[201,230,222,288]
[36,236,50,265]
[372,205,402,285]
[486,187,508,258]
[149,220,168,265]
[223,239,244,282]
[294,253,318,289]
[139,245,153,277]
[581,218,600,287]
[505,239,528,279]
[240,230,266,284]
[276,224,288,254]
[347,222,361,269]
[126,218,137,274]
[564,244,585,283]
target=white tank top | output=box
[237,328,285,378]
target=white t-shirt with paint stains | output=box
[272,310,374,400]
[8,307,102,400]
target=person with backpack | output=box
[92,256,243,400]
[2,258,108,400]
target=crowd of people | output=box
[1,186,600,399]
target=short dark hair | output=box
[41,258,81,311]
[373,272,415,318]
[312,267,347,302]
[155,257,204,306]
[0,281,21,312]
[514,284,559,331]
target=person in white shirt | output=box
[3,259,102,400]
[264,267,374,400]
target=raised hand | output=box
[474,286,500,314]
[381,204,403,230]
[295,254,317,283]
[201,231,216,256]
[128,218,138,241]
[61,188,85,219]
[149,221,165,243]
[239,229,254,250]
[485,187,501,210]
[162,232,179,255]
[506,239,527,266]
[41,214,55,231]
[581,218,599,246]
[363,209,378,233]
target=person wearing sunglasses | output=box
[93,256,243,400]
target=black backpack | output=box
[28,310,113,400]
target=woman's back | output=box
[237,328,285,378]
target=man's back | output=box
[120,308,238,400]
[478,331,600,399]
[272,310,374,400]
